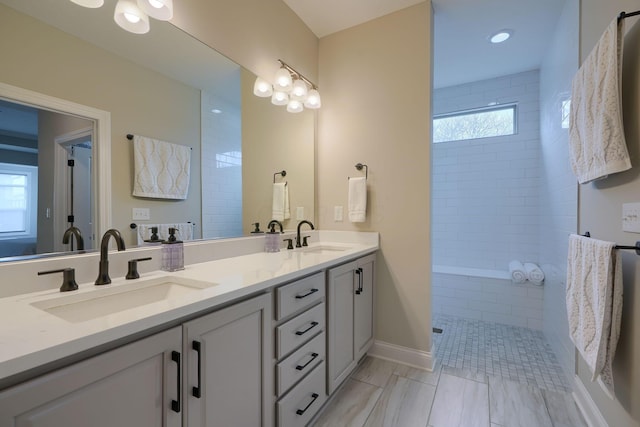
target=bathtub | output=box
[431,265,544,330]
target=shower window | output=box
[433,104,517,143]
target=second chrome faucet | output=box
[95,229,126,285]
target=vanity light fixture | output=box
[137,0,173,21]
[489,29,513,44]
[114,0,150,34]
[70,0,105,7]
[254,59,321,112]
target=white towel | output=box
[569,18,630,184]
[272,183,290,221]
[133,135,191,199]
[348,177,367,223]
[136,223,194,245]
[566,234,623,398]
[509,260,527,284]
[524,262,545,285]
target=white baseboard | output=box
[368,340,434,371]
[573,375,609,427]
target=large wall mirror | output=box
[0,0,315,261]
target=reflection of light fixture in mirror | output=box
[255,59,321,112]
[211,109,222,114]
[253,77,273,97]
[489,29,512,44]
[70,0,105,7]
[271,91,289,106]
[137,0,173,20]
[114,0,150,34]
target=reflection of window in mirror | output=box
[0,163,38,257]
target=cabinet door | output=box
[326,260,356,394]
[183,292,273,427]
[354,253,375,362]
[0,327,182,427]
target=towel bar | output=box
[582,231,640,255]
[618,10,640,22]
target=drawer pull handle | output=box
[192,340,202,398]
[296,393,320,416]
[295,352,319,371]
[295,321,319,336]
[295,288,319,299]
[171,351,181,413]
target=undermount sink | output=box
[30,276,217,323]
[301,245,351,254]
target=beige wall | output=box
[241,69,315,232]
[578,1,640,425]
[0,4,202,247]
[317,3,432,353]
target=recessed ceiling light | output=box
[489,30,513,44]
[211,109,222,114]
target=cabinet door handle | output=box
[192,340,202,398]
[355,268,362,295]
[171,351,181,413]
[295,288,319,299]
[295,321,319,336]
[295,352,319,371]
[358,267,364,293]
[296,393,320,415]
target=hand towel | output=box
[566,234,623,398]
[569,18,630,184]
[133,135,191,199]
[272,183,290,221]
[509,260,527,284]
[348,177,367,223]
[524,262,545,285]
[136,223,194,245]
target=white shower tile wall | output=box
[432,70,541,271]
[432,272,544,330]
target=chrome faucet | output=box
[296,220,315,248]
[95,229,126,285]
[62,226,84,251]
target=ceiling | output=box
[284,0,567,88]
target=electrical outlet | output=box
[132,208,150,220]
[296,207,304,220]
[334,206,343,221]
[622,203,640,233]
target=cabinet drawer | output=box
[277,362,327,427]
[277,332,325,396]
[276,303,325,359]
[276,272,325,320]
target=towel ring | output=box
[273,170,287,183]
[349,163,368,180]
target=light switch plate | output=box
[622,203,640,233]
[132,208,150,220]
[296,207,304,220]
[334,206,343,221]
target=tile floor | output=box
[312,356,587,427]
[432,314,571,392]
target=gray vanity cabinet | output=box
[0,326,183,427]
[327,253,376,394]
[183,292,273,427]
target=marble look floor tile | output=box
[312,379,382,427]
[442,365,488,384]
[393,363,441,386]
[428,373,490,427]
[352,357,397,388]
[363,375,435,427]
[488,377,552,427]
[542,389,588,427]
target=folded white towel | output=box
[136,223,194,245]
[566,234,623,398]
[524,262,545,285]
[509,260,527,284]
[272,183,290,221]
[348,177,367,223]
[569,18,630,184]
[133,136,191,199]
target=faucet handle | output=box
[283,238,294,250]
[38,268,78,292]
[302,236,311,247]
[126,257,152,280]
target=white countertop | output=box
[0,232,378,388]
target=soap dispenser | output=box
[265,220,283,252]
[161,227,184,272]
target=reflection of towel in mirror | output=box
[272,183,290,221]
[348,177,367,223]
[133,135,191,199]
[136,223,194,245]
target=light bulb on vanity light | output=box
[304,88,321,109]
[137,0,173,20]
[253,77,273,97]
[114,0,150,33]
[290,79,308,101]
[69,0,105,7]
[271,91,289,106]
[287,99,304,113]
[274,68,293,92]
